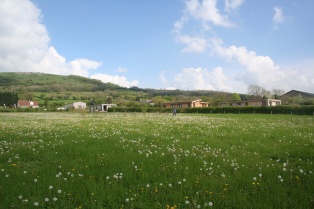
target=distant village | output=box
[2,90,313,112]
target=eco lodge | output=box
[162,99,209,108]
[17,100,39,108]
[219,99,281,107]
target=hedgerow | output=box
[109,106,314,115]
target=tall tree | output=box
[231,93,241,101]
[152,96,164,107]
[247,85,270,98]
[272,89,285,99]
[107,96,113,104]
[22,91,33,100]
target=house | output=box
[279,90,314,100]
[17,100,39,108]
[64,102,86,109]
[279,90,314,105]
[162,99,209,108]
[140,99,154,106]
[89,104,117,112]
[219,99,281,107]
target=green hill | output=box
[0,72,122,92]
[0,72,246,108]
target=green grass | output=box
[0,113,313,208]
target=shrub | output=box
[108,106,314,115]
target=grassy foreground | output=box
[0,113,313,209]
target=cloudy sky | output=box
[0,0,313,93]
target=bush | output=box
[108,106,314,115]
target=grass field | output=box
[0,113,313,208]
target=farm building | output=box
[162,99,209,108]
[280,90,314,99]
[64,102,86,109]
[17,100,39,108]
[219,99,281,107]
[89,104,117,112]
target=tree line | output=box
[0,92,19,107]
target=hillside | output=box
[0,72,122,92]
[0,72,246,107]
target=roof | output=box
[17,100,39,106]
[280,90,314,98]
[219,99,281,103]
[163,99,207,105]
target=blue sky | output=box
[0,0,313,93]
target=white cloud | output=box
[69,59,101,77]
[90,73,139,88]
[211,37,314,92]
[273,7,285,25]
[185,0,234,27]
[225,0,245,12]
[175,35,208,53]
[168,67,236,91]
[115,66,128,73]
[159,71,167,84]
[211,37,279,74]
[172,0,313,93]
[167,38,314,93]
[0,0,102,77]
[173,0,240,54]
[173,16,188,34]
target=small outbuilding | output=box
[162,99,209,108]
[219,99,281,107]
[64,102,86,109]
[89,104,117,112]
[17,100,39,108]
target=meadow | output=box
[0,112,313,208]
